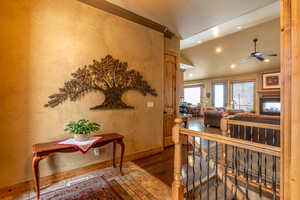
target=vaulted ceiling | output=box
[182,19,280,80]
[105,0,280,80]
[105,0,278,39]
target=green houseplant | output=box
[64,119,101,141]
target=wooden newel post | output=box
[172,118,184,200]
[220,113,229,136]
[220,114,229,180]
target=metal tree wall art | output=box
[44,55,157,110]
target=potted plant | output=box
[64,119,101,141]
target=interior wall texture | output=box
[0,0,164,188]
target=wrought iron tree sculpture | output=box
[44,55,157,110]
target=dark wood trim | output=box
[77,0,174,38]
[0,147,163,198]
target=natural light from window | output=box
[184,87,201,106]
[214,84,225,107]
[232,81,255,111]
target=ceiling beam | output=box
[77,0,174,38]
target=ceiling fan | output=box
[250,38,277,62]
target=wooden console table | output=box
[32,133,125,200]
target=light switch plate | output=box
[147,101,154,107]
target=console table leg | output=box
[112,141,116,168]
[118,141,125,175]
[32,155,42,200]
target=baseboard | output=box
[0,146,163,198]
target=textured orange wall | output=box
[0,0,164,188]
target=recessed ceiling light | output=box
[197,40,202,44]
[237,26,243,30]
[212,26,220,38]
[264,59,270,63]
[216,47,222,53]
[231,64,236,69]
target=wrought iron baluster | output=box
[186,135,189,199]
[272,156,277,200]
[243,126,247,176]
[264,154,268,186]
[237,125,241,177]
[257,128,262,197]
[192,136,196,200]
[232,146,235,173]
[224,144,228,200]
[250,127,253,180]
[199,138,203,200]
[238,124,241,139]
[258,152,262,197]
[264,129,268,186]
[272,129,276,146]
[234,146,238,199]
[207,140,210,200]
[246,149,249,199]
[215,142,218,200]
[237,145,240,176]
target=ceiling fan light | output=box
[216,47,222,53]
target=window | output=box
[232,81,255,111]
[212,82,226,107]
[184,86,201,106]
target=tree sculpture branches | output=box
[44,55,157,110]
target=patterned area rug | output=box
[30,176,125,200]
[24,162,171,200]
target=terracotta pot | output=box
[74,134,90,141]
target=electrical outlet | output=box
[93,148,100,156]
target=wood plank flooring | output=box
[133,118,221,186]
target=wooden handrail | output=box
[172,117,281,200]
[227,119,280,130]
[179,128,281,157]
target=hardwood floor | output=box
[133,118,221,186]
[133,146,175,186]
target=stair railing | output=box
[172,117,281,200]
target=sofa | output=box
[204,108,244,127]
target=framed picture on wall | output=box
[262,72,280,89]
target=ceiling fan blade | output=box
[254,52,277,57]
[255,56,265,61]
[261,53,277,57]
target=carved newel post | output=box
[220,113,229,136]
[172,118,184,200]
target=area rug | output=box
[30,176,126,200]
[27,162,171,200]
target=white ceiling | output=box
[182,19,280,81]
[105,0,279,39]
[181,1,280,49]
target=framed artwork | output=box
[262,72,280,89]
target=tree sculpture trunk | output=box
[90,88,134,110]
